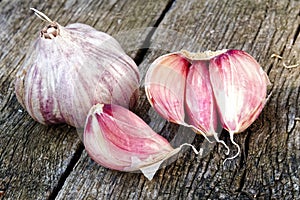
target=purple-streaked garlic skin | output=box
[15,22,140,128]
[84,103,174,171]
[209,49,270,133]
[185,60,220,136]
[145,54,189,124]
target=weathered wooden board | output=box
[0,0,172,199]
[55,0,300,199]
[1,0,299,199]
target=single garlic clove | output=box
[185,60,220,136]
[209,49,270,162]
[84,103,194,180]
[209,49,270,134]
[144,53,189,124]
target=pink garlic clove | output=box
[185,60,219,136]
[209,49,270,134]
[209,49,270,161]
[84,103,194,180]
[144,53,189,125]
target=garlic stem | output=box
[283,63,299,69]
[212,132,230,155]
[181,123,213,143]
[271,54,283,59]
[182,123,230,155]
[30,8,53,23]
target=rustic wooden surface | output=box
[0,0,299,199]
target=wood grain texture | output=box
[0,0,172,199]
[0,0,299,199]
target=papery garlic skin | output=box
[209,49,270,133]
[15,21,140,127]
[84,103,181,179]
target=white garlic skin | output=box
[15,22,140,127]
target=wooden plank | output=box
[56,0,300,199]
[0,0,172,199]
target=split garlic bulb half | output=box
[15,8,140,128]
[145,49,270,160]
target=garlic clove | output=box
[185,60,219,136]
[209,49,270,161]
[144,53,189,124]
[209,49,270,134]
[84,103,195,180]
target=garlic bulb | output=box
[145,49,270,159]
[15,9,140,127]
[84,103,197,180]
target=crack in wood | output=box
[47,143,84,200]
[292,23,300,46]
[133,0,175,66]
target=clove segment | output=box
[209,49,270,134]
[145,54,190,125]
[185,60,220,137]
[84,103,189,180]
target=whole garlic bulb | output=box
[15,9,140,128]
